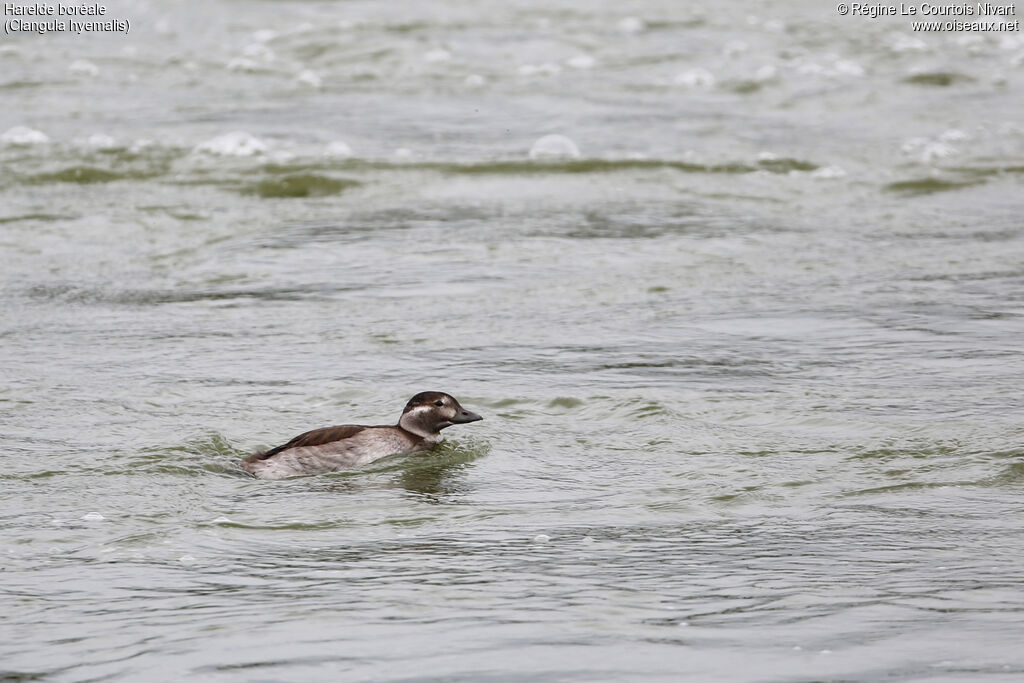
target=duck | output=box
[243,391,483,480]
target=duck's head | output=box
[399,391,483,437]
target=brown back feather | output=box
[246,424,367,462]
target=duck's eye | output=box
[434,400,444,407]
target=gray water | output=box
[3,0,1024,680]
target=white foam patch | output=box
[674,68,715,87]
[796,61,824,76]
[424,48,452,63]
[617,16,646,34]
[997,34,1024,51]
[518,62,561,77]
[325,140,353,158]
[834,60,865,77]
[753,64,778,82]
[810,165,847,179]
[920,142,957,162]
[129,139,154,153]
[799,59,866,78]
[567,54,595,70]
[195,131,268,157]
[227,57,262,72]
[79,133,118,149]
[70,59,99,77]
[1,126,49,145]
[902,136,957,163]
[724,40,748,57]
[243,43,274,61]
[889,32,928,53]
[297,69,322,88]
[528,134,580,160]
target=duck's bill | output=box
[451,409,483,424]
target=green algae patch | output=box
[242,173,360,198]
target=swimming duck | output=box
[243,391,483,479]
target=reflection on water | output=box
[396,443,485,501]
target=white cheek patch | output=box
[407,405,433,417]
